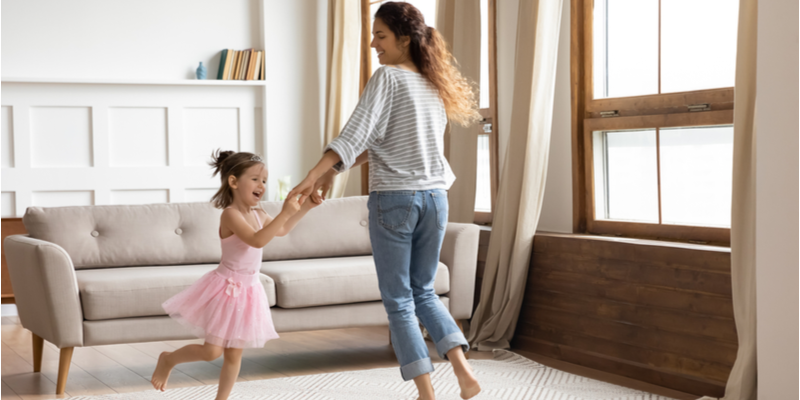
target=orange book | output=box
[247,49,257,80]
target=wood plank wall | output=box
[511,233,736,397]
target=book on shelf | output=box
[215,48,265,80]
[232,51,241,80]
[217,49,227,80]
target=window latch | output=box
[600,110,619,118]
[688,103,711,112]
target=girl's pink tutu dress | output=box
[162,209,279,348]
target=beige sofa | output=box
[3,196,479,394]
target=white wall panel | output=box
[110,189,169,205]
[1,0,261,80]
[30,107,92,168]
[1,192,15,217]
[32,190,93,207]
[1,106,13,168]
[183,188,217,203]
[184,108,240,166]
[109,107,167,167]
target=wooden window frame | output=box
[571,0,734,246]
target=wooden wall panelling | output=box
[512,233,736,398]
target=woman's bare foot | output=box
[151,352,174,391]
[456,365,481,399]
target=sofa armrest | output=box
[4,235,84,348]
[440,223,480,320]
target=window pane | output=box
[660,126,733,227]
[370,1,438,75]
[593,0,659,98]
[661,1,738,93]
[370,2,382,74]
[475,134,492,212]
[479,0,489,109]
[594,129,659,222]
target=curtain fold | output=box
[436,0,481,223]
[324,0,361,198]
[700,0,759,399]
[467,0,563,350]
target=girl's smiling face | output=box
[229,164,267,207]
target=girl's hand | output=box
[282,194,307,216]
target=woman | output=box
[288,2,481,399]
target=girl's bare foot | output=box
[151,352,174,391]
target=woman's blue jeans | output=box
[368,190,470,381]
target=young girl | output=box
[151,150,316,399]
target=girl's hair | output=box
[209,149,265,209]
[375,2,481,126]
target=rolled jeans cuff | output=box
[436,331,470,360]
[400,357,435,381]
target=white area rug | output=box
[66,350,678,400]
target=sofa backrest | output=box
[260,196,372,261]
[23,202,222,269]
[21,196,372,269]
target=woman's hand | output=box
[287,173,320,203]
[314,169,337,201]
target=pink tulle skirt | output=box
[162,266,279,349]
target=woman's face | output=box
[371,18,409,65]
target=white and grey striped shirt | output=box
[325,66,455,192]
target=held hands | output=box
[281,194,308,217]
[287,169,337,206]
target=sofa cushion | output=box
[260,256,450,309]
[23,202,222,269]
[76,265,276,321]
[260,196,372,261]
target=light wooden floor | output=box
[1,316,694,399]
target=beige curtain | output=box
[436,0,481,223]
[324,0,361,198]
[467,0,563,350]
[700,0,759,399]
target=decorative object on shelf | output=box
[196,62,207,80]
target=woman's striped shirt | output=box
[325,66,455,192]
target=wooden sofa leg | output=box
[456,320,469,360]
[32,333,44,373]
[56,347,74,395]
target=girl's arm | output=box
[222,196,304,248]
[276,199,319,235]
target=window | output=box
[572,0,737,245]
